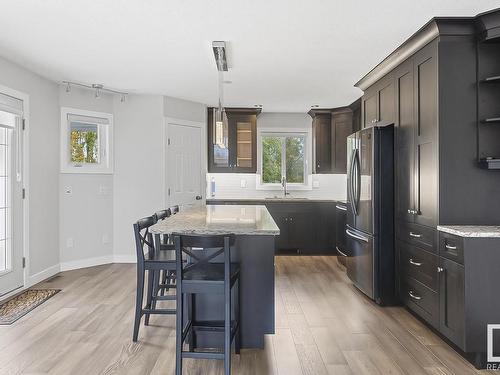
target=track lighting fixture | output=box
[62,81,128,102]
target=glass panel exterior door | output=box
[0,109,23,297]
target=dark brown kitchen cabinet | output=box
[438,257,465,349]
[331,109,353,173]
[207,107,259,173]
[413,44,438,228]
[394,59,415,223]
[310,110,332,173]
[309,106,355,174]
[393,41,438,228]
[362,75,395,128]
[362,88,378,127]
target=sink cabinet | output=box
[207,199,337,255]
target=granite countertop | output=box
[150,204,280,236]
[437,225,500,238]
[206,197,339,203]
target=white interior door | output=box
[0,108,24,297]
[167,123,202,208]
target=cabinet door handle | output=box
[409,232,422,238]
[445,244,457,250]
[409,258,422,267]
[437,267,444,273]
[408,290,422,300]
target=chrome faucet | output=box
[281,176,290,197]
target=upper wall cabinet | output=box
[331,108,353,174]
[309,103,357,174]
[362,75,395,128]
[207,107,260,173]
[309,110,332,174]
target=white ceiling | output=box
[0,1,498,112]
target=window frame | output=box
[256,129,312,191]
[60,107,113,174]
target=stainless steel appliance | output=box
[346,124,396,305]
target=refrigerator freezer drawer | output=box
[346,228,374,299]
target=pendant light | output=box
[212,41,229,148]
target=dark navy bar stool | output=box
[132,215,177,341]
[173,233,241,375]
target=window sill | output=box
[255,174,312,191]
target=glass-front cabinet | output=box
[208,108,259,173]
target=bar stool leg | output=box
[188,293,194,352]
[235,278,241,354]
[176,284,183,375]
[133,265,145,342]
[145,269,154,326]
[224,281,231,375]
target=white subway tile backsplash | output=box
[206,173,346,200]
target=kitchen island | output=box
[149,204,279,348]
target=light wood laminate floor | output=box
[0,256,493,374]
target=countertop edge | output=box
[437,225,500,238]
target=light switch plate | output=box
[66,238,74,248]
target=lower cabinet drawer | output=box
[401,277,439,329]
[439,232,464,265]
[397,221,437,253]
[398,241,438,291]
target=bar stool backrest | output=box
[133,215,157,265]
[154,208,171,222]
[172,233,236,282]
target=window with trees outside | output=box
[261,134,306,185]
[60,107,113,174]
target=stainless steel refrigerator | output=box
[345,124,396,305]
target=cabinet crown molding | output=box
[355,17,478,91]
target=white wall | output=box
[112,94,165,261]
[164,96,206,122]
[112,95,207,260]
[0,56,60,285]
[58,86,114,270]
[207,112,347,201]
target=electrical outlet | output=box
[64,186,72,195]
[313,180,320,188]
[99,185,109,195]
[102,234,110,245]
[66,238,74,248]
[240,179,247,188]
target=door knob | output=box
[195,195,202,200]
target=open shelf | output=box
[481,75,500,83]
[479,158,500,170]
[480,117,500,124]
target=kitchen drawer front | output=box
[398,241,438,291]
[397,221,437,253]
[438,232,464,265]
[401,277,439,329]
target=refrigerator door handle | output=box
[348,149,357,216]
[354,149,361,213]
[345,227,369,243]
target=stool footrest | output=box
[181,351,224,360]
[142,308,176,315]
